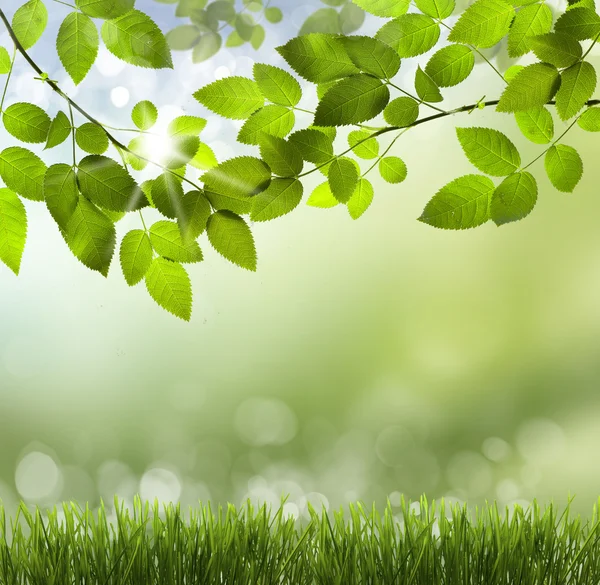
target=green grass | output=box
[1,494,600,584]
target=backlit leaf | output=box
[544,144,582,192]
[0,188,27,275]
[57,12,99,85]
[448,0,515,48]
[251,178,304,221]
[194,76,264,119]
[456,127,521,176]
[491,171,537,225]
[120,229,153,286]
[207,210,257,271]
[145,257,192,321]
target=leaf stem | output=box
[0,45,16,113]
[386,80,447,113]
[362,128,408,179]
[67,102,76,170]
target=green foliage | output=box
[45,111,71,149]
[207,210,257,270]
[328,157,359,203]
[456,127,521,176]
[448,0,515,48]
[578,106,600,131]
[120,229,153,286]
[506,3,552,58]
[514,107,554,143]
[384,97,420,127]
[555,61,597,121]
[385,14,440,58]
[0,187,27,275]
[415,66,443,102]
[424,45,474,88]
[149,220,203,263]
[379,157,407,183]
[307,181,340,208]
[253,64,302,107]
[3,102,50,144]
[132,100,158,130]
[544,144,583,192]
[251,178,304,222]
[238,105,295,145]
[76,123,109,154]
[528,32,582,68]
[57,13,99,85]
[347,177,374,219]
[76,0,134,19]
[490,171,537,225]
[496,63,561,113]
[0,47,11,74]
[340,36,401,79]
[194,76,264,119]
[12,0,47,50]
[353,0,410,17]
[145,257,192,321]
[0,147,46,201]
[554,7,600,40]
[44,164,79,231]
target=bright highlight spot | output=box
[111,86,130,108]
[140,466,182,504]
[515,418,565,465]
[234,397,298,446]
[15,451,61,501]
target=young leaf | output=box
[554,7,600,40]
[0,47,11,74]
[340,36,401,79]
[76,0,134,19]
[496,63,560,113]
[207,210,257,271]
[0,188,27,275]
[237,105,295,145]
[347,178,374,219]
[258,135,303,177]
[44,163,79,231]
[192,32,222,63]
[188,143,218,171]
[250,178,304,221]
[414,0,455,19]
[132,100,158,130]
[101,10,173,69]
[162,135,201,169]
[379,156,407,183]
[425,44,474,88]
[145,257,192,321]
[348,130,380,159]
[448,0,515,48]
[528,32,582,67]
[352,0,410,17]
[419,174,494,229]
[66,195,116,277]
[167,115,206,136]
[178,190,212,242]
[76,123,109,154]
[165,25,201,51]
[152,172,185,219]
[57,12,99,85]
[149,220,203,263]
[265,6,283,23]
[276,34,359,83]
[120,229,153,286]
[390,14,441,58]
[45,111,71,150]
[384,97,420,126]
[3,102,51,144]
[555,61,596,121]
[544,144,583,192]
[12,0,48,50]
[204,191,253,216]
[314,74,390,126]
[328,157,359,203]
[507,3,553,58]
[253,63,302,107]
[202,156,271,198]
[0,146,46,201]
[307,181,340,207]
[490,171,537,225]
[415,66,443,102]
[514,107,554,143]
[578,106,600,131]
[456,127,521,176]
[194,77,264,119]
[288,128,334,165]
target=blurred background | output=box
[1,0,599,526]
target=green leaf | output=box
[288,128,334,165]
[554,7,600,40]
[307,181,340,207]
[514,106,554,143]
[314,74,390,126]
[145,257,192,321]
[0,47,11,75]
[56,12,99,85]
[45,111,71,150]
[347,177,374,219]
[44,163,79,231]
[192,32,222,62]
[131,100,158,130]
[177,190,212,242]
[448,0,515,48]
[264,6,283,23]
[162,135,201,169]
[352,0,410,17]
[490,171,537,225]
[328,157,359,203]
[414,0,455,19]
[0,146,46,201]
[544,144,583,192]
[165,25,201,51]
[504,65,524,82]
[202,156,271,201]
[555,61,596,121]
[419,174,494,229]
[339,3,366,34]
[496,62,560,113]
[258,135,303,177]
[253,63,302,107]
[76,0,134,19]
[66,195,116,277]
[167,115,206,136]
[389,14,440,58]
[237,105,295,145]
[101,10,173,69]
[340,36,401,79]
[299,8,342,35]
[456,127,521,176]
[507,3,553,58]
[528,32,582,67]
[348,130,380,159]
[77,155,146,212]
[425,44,474,87]
[188,143,218,170]
[384,97,420,126]
[251,178,303,221]
[12,0,48,50]
[149,220,203,263]
[204,191,252,216]
[194,76,264,119]
[152,172,184,219]
[75,123,109,154]
[415,66,443,102]
[3,102,51,144]
[577,106,600,131]
[0,188,27,275]
[207,210,257,271]
[379,156,407,183]
[120,229,153,286]
[276,33,359,83]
